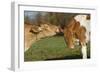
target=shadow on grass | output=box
[45,55,90,60]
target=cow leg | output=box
[79,36,87,59]
[75,26,87,59]
[81,43,87,59]
[64,30,74,49]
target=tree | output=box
[24,16,30,24]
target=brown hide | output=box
[64,18,86,48]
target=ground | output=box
[24,36,90,61]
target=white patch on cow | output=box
[74,15,90,29]
[85,20,90,43]
[74,15,87,26]
[81,45,87,59]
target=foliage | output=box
[24,11,77,27]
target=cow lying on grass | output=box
[24,24,59,51]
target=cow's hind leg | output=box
[81,43,87,59]
[76,28,87,59]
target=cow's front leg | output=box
[81,43,87,59]
[64,31,75,49]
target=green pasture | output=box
[24,36,90,61]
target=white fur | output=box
[74,15,90,31]
[81,45,87,59]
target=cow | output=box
[24,24,60,51]
[63,14,90,59]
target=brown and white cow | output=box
[63,14,90,59]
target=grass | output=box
[24,36,90,61]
